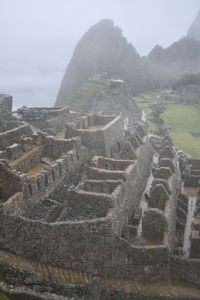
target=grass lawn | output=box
[162,104,200,133]
[133,93,200,158]
[161,104,200,158]
[169,131,200,158]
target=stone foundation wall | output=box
[4,146,86,214]
[0,163,22,201]
[42,136,81,159]
[17,107,69,122]
[11,145,44,174]
[171,256,200,286]
[0,123,33,150]
[65,115,124,157]
[165,164,181,251]
[103,115,124,157]
[0,135,170,281]
[0,209,170,281]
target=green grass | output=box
[0,294,9,300]
[161,104,200,157]
[172,280,200,290]
[169,131,200,157]
[162,104,200,133]
[0,268,5,282]
[133,92,200,158]
[133,96,145,102]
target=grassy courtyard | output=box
[133,92,200,158]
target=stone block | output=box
[142,208,168,241]
[148,184,169,211]
[154,167,172,180]
[160,146,175,159]
[159,158,175,173]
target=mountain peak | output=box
[55,19,141,106]
[187,10,200,41]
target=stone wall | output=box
[184,158,200,187]
[143,136,181,253]
[171,255,200,286]
[103,115,124,157]
[65,115,124,157]
[0,123,33,150]
[0,134,171,281]
[4,143,86,214]
[0,94,12,114]
[11,145,44,174]
[0,163,22,202]
[17,107,69,122]
[190,230,200,259]
[0,209,170,281]
[43,136,82,160]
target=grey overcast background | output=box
[0,0,199,109]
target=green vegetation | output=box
[172,280,200,290]
[162,104,200,157]
[133,91,200,158]
[173,73,200,89]
[0,293,9,300]
[162,104,200,132]
[0,268,5,282]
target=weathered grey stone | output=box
[148,184,170,211]
[142,208,168,241]
[23,274,44,285]
[159,146,175,159]
[154,167,172,180]
[159,158,175,173]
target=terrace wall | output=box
[0,210,170,281]
[0,123,33,149]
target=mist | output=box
[0,0,199,109]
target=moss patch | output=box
[0,268,5,282]
[172,280,200,290]
[161,104,200,133]
[0,293,9,300]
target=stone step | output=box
[0,250,200,299]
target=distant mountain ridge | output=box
[147,10,200,77]
[148,38,200,77]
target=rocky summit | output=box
[55,19,159,107]
[187,10,200,41]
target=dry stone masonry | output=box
[0,93,199,299]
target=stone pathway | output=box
[0,250,200,298]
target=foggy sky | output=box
[0,0,199,108]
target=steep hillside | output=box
[64,74,141,124]
[187,10,200,41]
[172,73,200,105]
[55,19,160,106]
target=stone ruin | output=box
[0,93,199,299]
